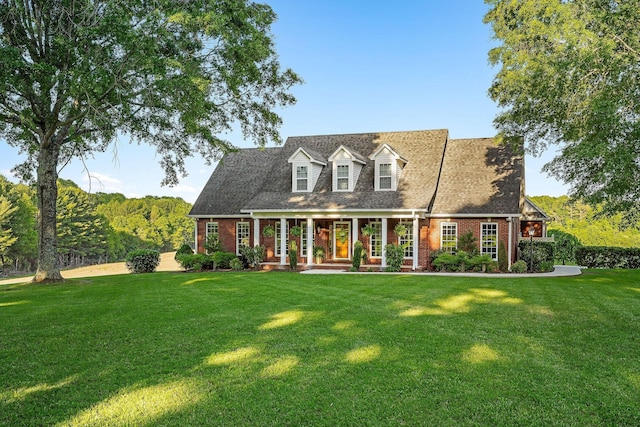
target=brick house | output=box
[188,129,547,270]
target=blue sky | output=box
[0,0,568,203]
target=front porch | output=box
[252,215,423,271]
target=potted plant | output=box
[361,223,376,237]
[313,246,325,264]
[290,225,302,237]
[262,224,275,237]
[394,223,408,237]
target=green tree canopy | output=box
[0,0,300,282]
[485,0,640,222]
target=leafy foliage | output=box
[384,244,405,272]
[576,247,640,269]
[0,0,300,281]
[458,231,479,254]
[239,245,266,269]
[518,241,555,273]
[125,249,160,274]
[352,240,365,270]
[288,240,298,271]
[530,195,640,246]
[498,240,508,272]
[176,253,214,271]
[510,260,527,274]
[485,0,640,218]
[212,252,238,270]
[548,230,581,265]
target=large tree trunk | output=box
[33,143,63,283]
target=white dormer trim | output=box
[369,143,408,191]
[288,148,326,193]
[328,146,366,192]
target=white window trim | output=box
[334,161,351,192]
[275,221,289,256]
[294,164,309,192]
[481,222,499,261]
[398,222,414,259]
[378,163,393,191]
[236,222,250,255]
[369,221,383,258]
[440,222,458,253]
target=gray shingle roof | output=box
[429,138,524,215]
[189,130,524,217]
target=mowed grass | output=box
[1,270,639,426]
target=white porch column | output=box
[306,218,314,266]
[253,218,260,247]
[280,218,287,266]
[352,218,359,257]
[412,216,419,270]
[381,218,388,268]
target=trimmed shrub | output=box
[289,240,298,271]
[519,240,555,273]
[175,243,193,259]
[230,257,243,271]
[385,244,405,272]
[498,241,508,272]
[576,246,640,268]
[468,254,496,272]
[239,245,266,269]
[125,249,160,273]
[352,240,365,270]
[176,253,214,271]
[510,260,527,273]
[432,252,460,272]
[549,230,581,265]
[212,251,238,270]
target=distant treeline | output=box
[530,196,640,247]
[0,175,193,272]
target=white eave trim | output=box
[428,213,520,219]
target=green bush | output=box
[510,260,527,273]
[519,241,555,273]
[352,240,365,270]
[230,257,243,271]
[468,254,496,272]
[540,261,555,272]
[176,253,214,271]
[576,246,640,268]
[175,243,193,259]
[239,245,266,269]
[385,244,405,272]
[289,240,298,271]
[212,251,238,270]
[432,252,460,272]
[125,249,160,273]
[498,241,508,272]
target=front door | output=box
[334,222,350,260]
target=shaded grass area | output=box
[1,270,639,426]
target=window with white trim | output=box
[236,222,250,255]
[205,222,219,254]
[398,222,413,258]
[369,222,383,258]
[336,164,349,190]
[481,223,498,260]
[296,165,308,192]
[441,222,458,253]
[379,163,392,190]
[275,221,289,256]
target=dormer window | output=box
[296,166,308,191]
[288,148,326,193]
[328,145,366,192]
[336,164,349,190]
[379,163,392,190]
[369,143,408,191]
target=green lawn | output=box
[1,270,639,426]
